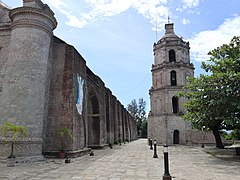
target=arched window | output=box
[170,70,177,86]
[169,49,176,62]
[172,96,178,114]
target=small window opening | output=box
[171,71,177,86]
[169,49,176,62]
[172,96,179,114]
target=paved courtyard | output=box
[0,139,240,180]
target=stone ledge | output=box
[0,137,43,144]
[0,155,45,164]
[88,144,109,149]
[44,148,91,158]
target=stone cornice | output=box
[9,7,57,31]
[149,85,184,92]
[148,112,182,117]
[11,19,54,36]
[23,0,55,17]
[0,22,11,32]
[151,61,194,71]
[154,37,190,50]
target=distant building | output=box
[148,23,214,145]
[0,0,137,160]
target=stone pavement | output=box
[0,139,240,180]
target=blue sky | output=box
[2,0,240,112]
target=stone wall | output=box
[44,38,75,152]
[0,0,138,159]
[0,0,57,159]
[186,130,216,145]
[44,36,138,153]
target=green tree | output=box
[141,119,148,138]
[127,98,147,137]
[179,36,240,149]
[58,127,72,152]
[226,129,240,140]
[202,36,240,130]
[230,129,240,140]
[127,99,138,121]
[0,122,28,158]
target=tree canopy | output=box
[179,36,240,148]
[127,98,147,137]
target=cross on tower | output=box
[168,16,170,23]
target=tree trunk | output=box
[8,141,15,158]
[212,127,224,149]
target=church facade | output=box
[148,23,215,145]
[0,0,137,160]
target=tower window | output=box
[172,96,179,114]
[170,70,177,86]
[169,49,176,62]
[173,130,180,144]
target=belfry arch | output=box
[87,91,100,147]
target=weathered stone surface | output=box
[0,137,43,158]
[0,0,57,159]
[0,0,137,159]
[148,23,215,145]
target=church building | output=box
[0,0,138,160]
[148,23,214,145]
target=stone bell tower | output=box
[148,23,194,145]
[0,0,57,158]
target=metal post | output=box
[153,140,158,158]
[148,138,151,146]
[150,139,153,150]
[163,145,172,180]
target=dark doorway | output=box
[87,91,100,146]
[173,130,179,144]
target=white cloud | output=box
[176,0,200,12]
[83,0,170,31]
[132,1,170,31]
[189,15,240,62]
[42,0,202,30]
[66,15,88,28]
[182,0,199,9]
[44,0,67,10]
[182,18,190,25]
[43,0,87,28]
[42,0,171,30]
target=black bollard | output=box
[153,140,158,158]
[150,139,153,150]
[148,138,151,146]
[65,157,71,163]
[89,151,94,156]
[163,145,172,180]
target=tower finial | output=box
[167,16,170,24]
